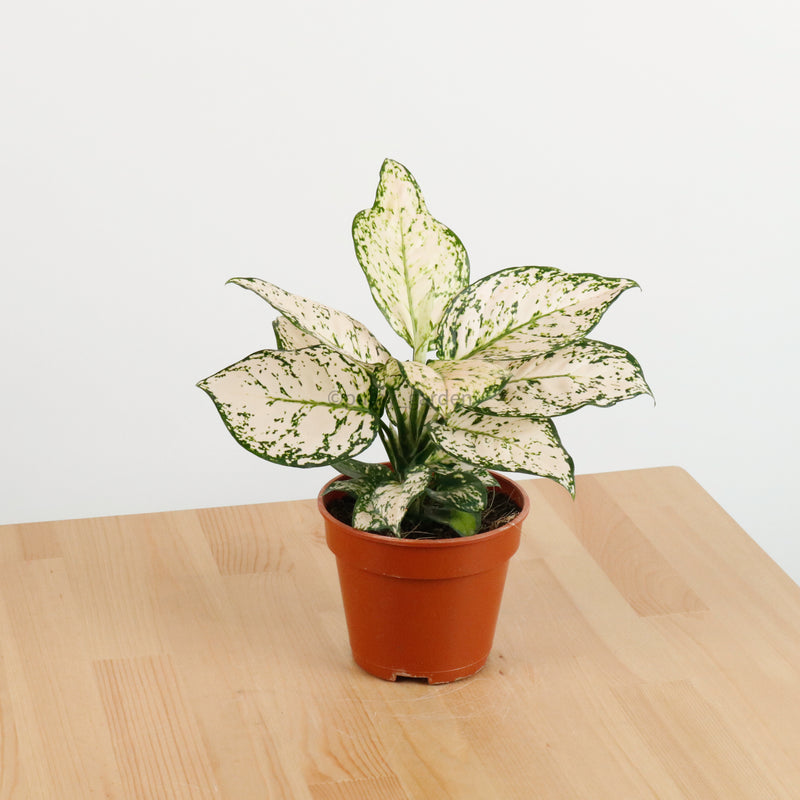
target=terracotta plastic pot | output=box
[318,472,529,684]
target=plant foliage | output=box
[198,159,651,537]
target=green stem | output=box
[413,344,427,362]
[379,423,401,474]
[383,384,437,477]
[388,390,406,442]
[407,389,420,436]
[388,390,414,474]
[411,396,431,452]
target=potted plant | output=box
[198,159,650,683]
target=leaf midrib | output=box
[247,375,375,416]
[458,312,545,359]
[398,208,421,355]
[448,276,626,360]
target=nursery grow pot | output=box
[319,472,529,684]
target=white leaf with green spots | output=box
[426,451,500,487]
[398,358,509,416]
[430,410,574,494]
[197,345,378,467]
[273,315,321,350]
[436,265,637,361]
[479,339,652,417]
[352,159,469,357]
[425,471,487,513]
[374,358,405,390]
[230,277,390,365]
[353,466,432,535]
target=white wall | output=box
[2,2,798,582]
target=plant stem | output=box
[388,389,411,472]
[379,422,400,474]
[408,389,420,436]
[411,396,431,452]
[382,383,437,479]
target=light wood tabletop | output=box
[1,466,799,799]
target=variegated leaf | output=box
[197,345,378,467]
[430,410,574,494]
[273,315,321,350]
[425,470,487,513]
[230,277,390,365]
[436,265,637,361]
[374,358,405,389]
[352,159,469,357]
[398,359,509,417]
[479,339,652,417]
[467,465,500,488]
[427,451,500,487]
[324,478,369,496]
[330,458,393,482]
[353,466,432,536]
[377,359,416,426]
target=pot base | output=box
[353,655,488,685]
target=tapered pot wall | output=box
[319,473,529,684]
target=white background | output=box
[1,2,798,581]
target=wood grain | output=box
[94,656,216,799]
[1,466,799,798]
[536,475,708,615]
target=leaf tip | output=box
[560,473,577,499]
[226,277,251,288]
[380,156,407,174]
[374,158,424,212]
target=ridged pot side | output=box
[318,473,529,684]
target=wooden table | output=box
[1,466,799,799]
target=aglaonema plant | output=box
[198,159,651,537]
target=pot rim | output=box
[317,470,530,550]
